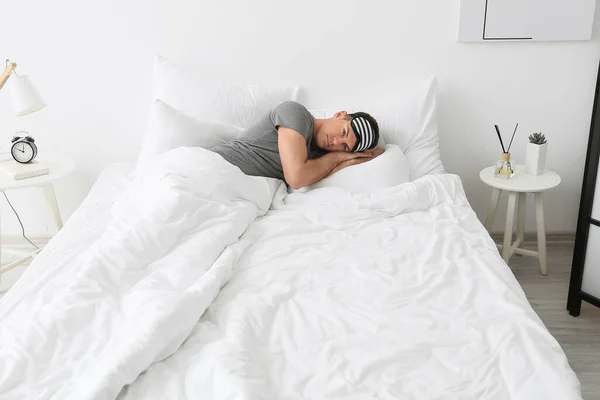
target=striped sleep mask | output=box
[351,116,377,152]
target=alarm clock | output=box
[11,132,38,164]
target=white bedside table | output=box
[0,155,75,278]
[480,164,561,275]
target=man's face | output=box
[315,111,358,152]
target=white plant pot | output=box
[526,142,547,175]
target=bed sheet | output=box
[119,173,582,400]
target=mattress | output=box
[0,156,582,400]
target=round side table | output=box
[0,155,76,280]
[480,164,561,275]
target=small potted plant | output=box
[526,132,547,175]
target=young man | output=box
[211,101,383,189]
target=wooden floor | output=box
[1,241,599,398]
[509,242,600,400]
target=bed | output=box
[0,56,582,399]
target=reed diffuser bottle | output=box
[493,123,519,180]
[494,152,515,179]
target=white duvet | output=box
[0,148,581,400]
[0,148,281,400]
[119,171,581,399]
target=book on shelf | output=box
[0,160,49,180]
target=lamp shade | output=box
[9,74,46,116]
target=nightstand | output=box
[0,155,75,279]
[480,164,561,275]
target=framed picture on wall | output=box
[458,0,596,42]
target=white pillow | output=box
[375,77,443,181]
[137,99,242,168]
[295,144,409,192]
[308,77,443,181]
[153,54,299,128]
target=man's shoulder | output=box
[271,101,314,141]
[274,101,311,116]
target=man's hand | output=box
[326,148,385,177]
[333,148,384,162]
[362,148,385,158]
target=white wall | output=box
[1,0,599,237]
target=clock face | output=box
[11,141,35,163]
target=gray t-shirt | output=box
[211,101,324,182]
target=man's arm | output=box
[278,127,369,189]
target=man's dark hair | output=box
[345,112,380,152]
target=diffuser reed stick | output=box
[507,123,519,153]
[494,125,506,153]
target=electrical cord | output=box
[2,191,39,249]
